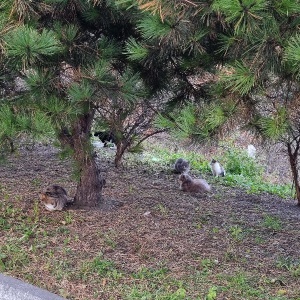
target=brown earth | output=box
[0,141,300,299]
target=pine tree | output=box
[134,0,300,204]
[0,0,219,207]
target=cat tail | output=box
[220,170,226,177]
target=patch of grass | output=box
[126,286,187,300]
[0,243,30,272]
[141,142,293,199]
[205,286,218,300]
[2,141,300,300]
[199,258,218,276]
[132,266,169,280]
[218,271,264,298]
[276,257,300,277]
[262,215,283,231]
[155,203,168,215]
[229,225,244,241]
[79,253,123,283]
[141,142,209,174]
[63,211,75,225]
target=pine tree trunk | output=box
[114,141,129,168]
[287,142,300,206]
[59,110,104,208]
[74,155,103,208]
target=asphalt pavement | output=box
[0,273,66,300]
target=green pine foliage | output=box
[124,38,149,61]
[284,34,300,78]
[154,104,197,139]
[85,59,113,83]
[137,15,172,40]
[274,0,300,15]
[220,62,256,96]
[154,100,235,142]
[25,69,56,97]
[67,82,94,104]
[98,37,122,60]
[120,69,148,102]
[257,107,289,141]
[53,23,80,45]
[212,0,267,33]
[4,26,62,68]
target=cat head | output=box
[39,193,55,205]
[179,173,192,183]
[210,158,217,164]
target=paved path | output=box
[0,274,66,300]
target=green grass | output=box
[262,215,283,231]
[139,142,294,200]
[1,194,300,299]
[1,141,299,300]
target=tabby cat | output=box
[39,185,74,211]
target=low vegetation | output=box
[141,142,294,200]
[0,138,299,299]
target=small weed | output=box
[0,253,7,271]
[276,256,300,277]
[32,200,40,223]
[212,227,219,233]
[199,258,218,275]
[0,217,10,230]
[104,234,117,248]
[50,259,74,281]
[63,211,74,225]
[205,286,218,300]
[155,203,168,215]
[220,272,263,298]
[0,243,30,271]
[254,235,265,244]
[56,227,70,234]
[224,250,238,262]
[31,178,42,187]
[91,255,115,276]
[80,253,122,281]
[128,185,134,193]
[194,215,211,229]
[126,286,187,300]
[132,266,169,279]
[229,225,244,240]
[262,215,282,231]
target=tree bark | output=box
[287,141,300,205]
[59,110,104,208]
[114,141,130,168]
[73,154,103,207]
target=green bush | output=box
[223,149,263,179]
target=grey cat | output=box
[174,158,190,174]
[179,173,211,193]
[39,185,74,211]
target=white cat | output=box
[210,159,226,177]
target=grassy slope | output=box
[0,140,299,300]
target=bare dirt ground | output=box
[0,141,300,299]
